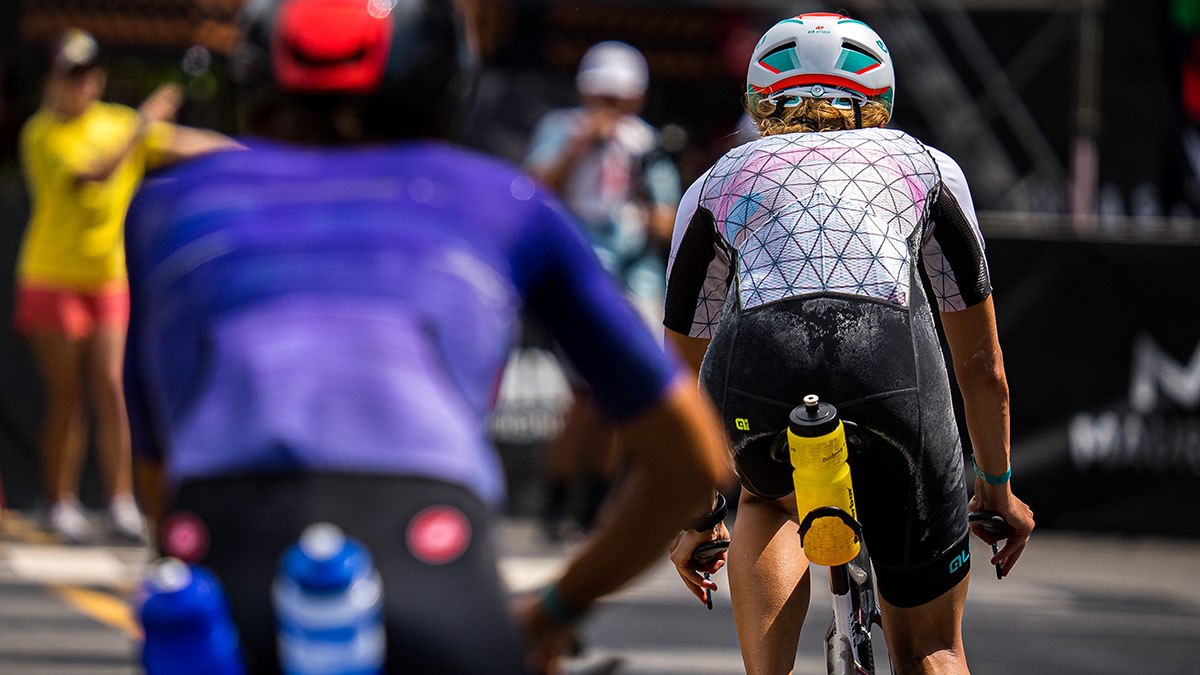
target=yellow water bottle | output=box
[787,394,860,566]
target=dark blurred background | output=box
[2,0,1199,535]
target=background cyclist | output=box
[123,1,728,673]
[664,14,1035,675]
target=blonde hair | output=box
[746,95,890,136]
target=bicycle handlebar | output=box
[689,540,731,611]
[967,511,1010,580]
[689,539,731,568]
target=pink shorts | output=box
[13,281,130,339]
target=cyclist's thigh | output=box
[843,384,970,609]
[843,277,970,609]
[169,473,525,675]
[698,295,921,501]
[878,574,969,671]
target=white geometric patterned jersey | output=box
[665,127,990,339]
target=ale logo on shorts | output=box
[407,506,472,565]
[948,545,970,574]
[160,511,209,563]
[735,417,751,431]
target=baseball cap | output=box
[575,41,648,100]
[53,29,100,75]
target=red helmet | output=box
[233,0,477,136]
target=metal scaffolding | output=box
[845,1,1096,214]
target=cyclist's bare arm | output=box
[548,373,729,610]
[660,329,736,603]
[940,296,1034,576]
[666,329,710,374]
[523,373,732,668]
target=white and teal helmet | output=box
[746,13,894,116]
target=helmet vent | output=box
[840,41,880,61]
[762,42,796,59]
[836,40,883,76]
[758,42,799,75]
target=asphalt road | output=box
[1,511,1198,674]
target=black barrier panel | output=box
[986,238,1200,536]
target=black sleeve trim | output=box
[664,206,719,334]
[930,184,991,306]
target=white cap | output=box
[54,28,99,74]
[575,41,648,100]
[299,522,346,561]
[147,557,192,593]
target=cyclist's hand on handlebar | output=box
[668,521,730,606]
[968,479,1035,578]
[513,591,575,675]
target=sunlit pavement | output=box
[1,511,1199,674]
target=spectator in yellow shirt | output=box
[15,29,236,543]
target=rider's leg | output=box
[728,488,811,675]
[879,573,970,675]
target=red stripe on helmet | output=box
[758,61,782,74]
[855,62,883,75]
[273,0,394,95]
[795,13,847,19]
[751,74,890,97]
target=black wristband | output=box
[690,492,728,532]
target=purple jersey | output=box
[124,140,678,504]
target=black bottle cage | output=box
[797,506,864,548]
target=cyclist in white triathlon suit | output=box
[664,14,1035,675]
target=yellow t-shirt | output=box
[17,102,172,290]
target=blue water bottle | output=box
[273,522,385,675]
[138,557,246,675]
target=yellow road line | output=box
[3,511,145,640]
[0,510,57,544]
[52,585,143,641]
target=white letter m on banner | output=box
[1129,333,1200,413]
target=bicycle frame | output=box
[823,519,880,675]
[782,413,882,675]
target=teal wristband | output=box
[539,584,585,625]
[971,456,1011,485]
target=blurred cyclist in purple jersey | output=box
[124,1,728,673]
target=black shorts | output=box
[164,473,526,675]
[699,291,970,608]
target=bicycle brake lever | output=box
[968,511,1009,580]
[690,540,730,611]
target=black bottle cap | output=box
[788,394,840,438]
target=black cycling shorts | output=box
[164,473,526,675]
[699,290,971,608]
